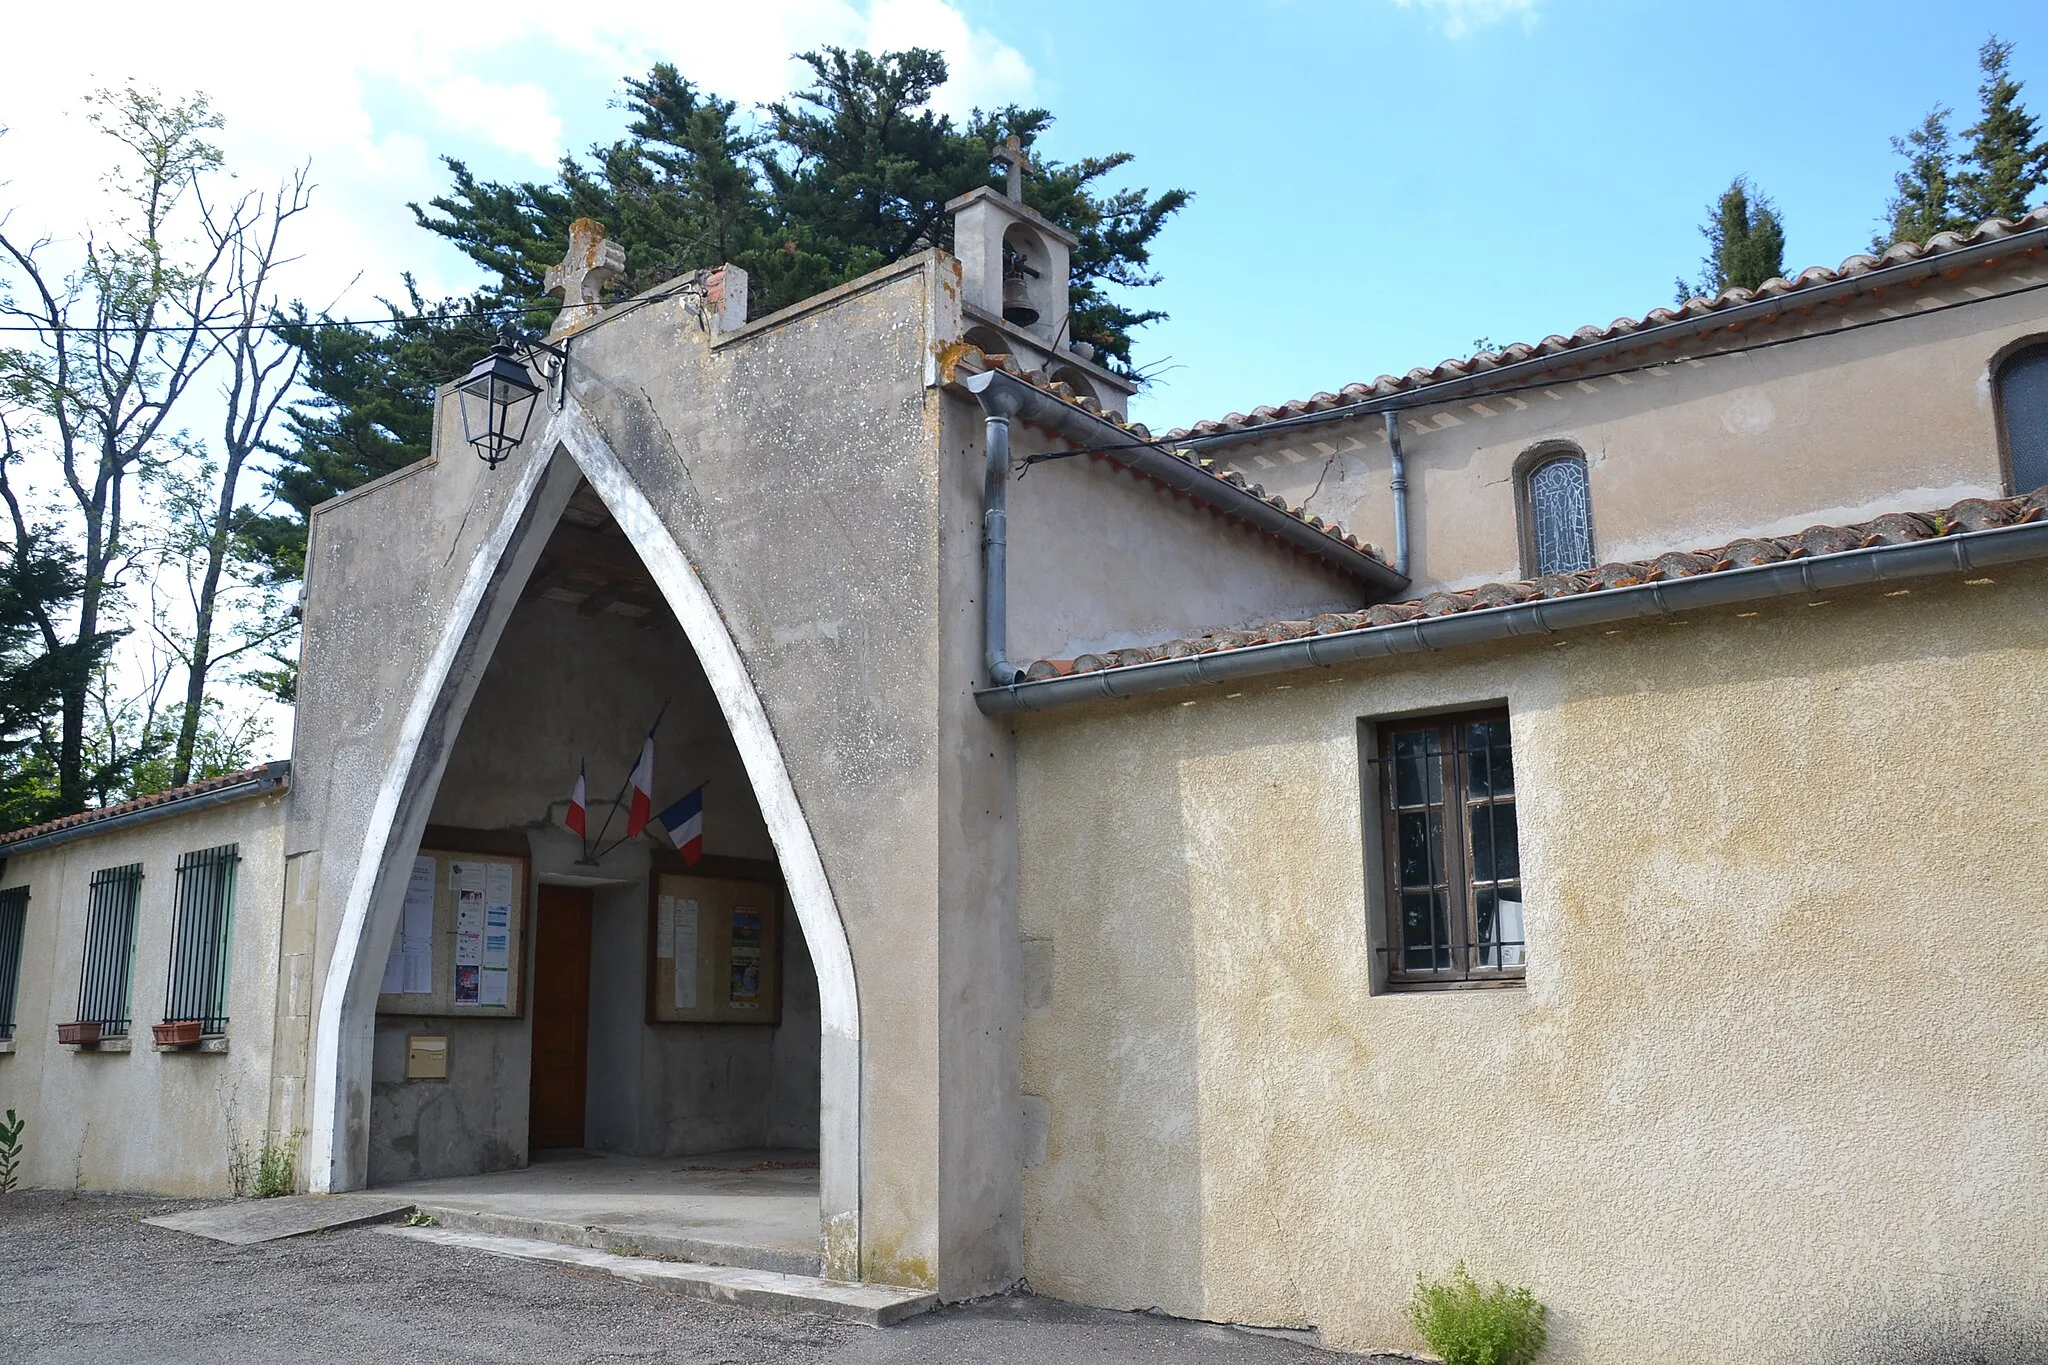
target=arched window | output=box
[1997,343,2048,494]
[1518,447,1595,578]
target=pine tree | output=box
[1878,106,1970,248]
[1956,36,2048,224]
[1680,177,1786,302]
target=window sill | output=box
[155,1037,228,1054]
[62,1036,132,1052]
[1382,977,1527,994]
[0,1039,14,1054]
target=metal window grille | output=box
[0,886,27,1040]
[78,864,143,1035]
[1374,711,1525,987]
[165,844,239,1035]
[1528,456,1595,577]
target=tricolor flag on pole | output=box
[565,761,588,839]
[657,786,705,866]
[625,737,655,839]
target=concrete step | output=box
[379,1224,938,1327]
[409,1201,822,1277]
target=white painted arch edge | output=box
[546,402,860,1040]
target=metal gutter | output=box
[1178,222,2048,451]
[0,761,291,858]
[961,370,1410,597]
[972,520,2048,715]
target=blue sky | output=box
[10,0,2048,433]
[988,0,2048,427]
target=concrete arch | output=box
[305,400,862,1277]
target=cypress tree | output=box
[1878,105,1970,248]
[1955,36,2048,224]
[1679,177,1786,302]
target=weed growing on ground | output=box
[0,1110,23,1192]
[402,1211,438,1227]
[1408,1261,1547,1365]
[253,1139,296,1198]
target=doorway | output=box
[529,884,593,1149]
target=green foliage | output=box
[0,1109,24,1193]
[264,48,1185,591]
[1956,36,2048,224]
[1679,176,1785,302]
[253,1137,295,1198]
[0,521,114,828]
[1408,1262,1548,1365]
[1879,105,1973,249]
[237,283,497,588]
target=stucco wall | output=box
[0,794,288,1195]
[1225,275,2048,593]
[1013,563,2048,1363]
[1001,421,1364,661]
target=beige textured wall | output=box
[1014,563,2048,1363]
[0,795,288,1195]
[1224,275,2048,593]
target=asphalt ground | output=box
[0,1192,1339,1365]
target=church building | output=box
[1,169,2044,1363]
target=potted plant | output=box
[153,1020,204,1047]
[56,1021,101,1046]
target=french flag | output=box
[625,738,655,839]
[657,786,705,866]
[566,761,587,838]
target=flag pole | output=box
[598,775,715,863]
[583,698,670,863]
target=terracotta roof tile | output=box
[1166,208,2048,442]
[1026,487,2048,679]
[0,763,288,849]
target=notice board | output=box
[646,863,782,1025]
[375,845,528,1019]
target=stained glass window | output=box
[1999,346,2048,495]
[1527,455,1594,577]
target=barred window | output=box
[1526,454,1595,577]
[78,864,143,1036]
[0,886,27,1040]
[1375,710,1524,988]
[165,845,239,1035]
[1997,344,2048,495]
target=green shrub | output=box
[0,1109,23,1193]
[253,1138,296,1198]
[1408,1261,1547,1365]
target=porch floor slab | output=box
[381,1148,824,1277]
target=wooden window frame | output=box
[1373,708,1526,991]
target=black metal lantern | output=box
[455,334,542,468]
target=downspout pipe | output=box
[1384,411,1410,576]
[965,371,1026,686]
[971,518,2048,714]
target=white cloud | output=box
[1389,0,1540,38]
[0,0,1036,315]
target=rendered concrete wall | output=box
[1226,275,2048,593]
[1002,423,1363,662]
[0,794,288,1195]
[1013,563,2048,1363]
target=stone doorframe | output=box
[303,400,864,1279]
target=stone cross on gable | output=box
[544,218,628,339]
[994,135,1026,201]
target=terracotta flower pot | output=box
[153,1020,205,1047]
[57,1021,101,1046]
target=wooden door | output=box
[528,884,593,1149]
